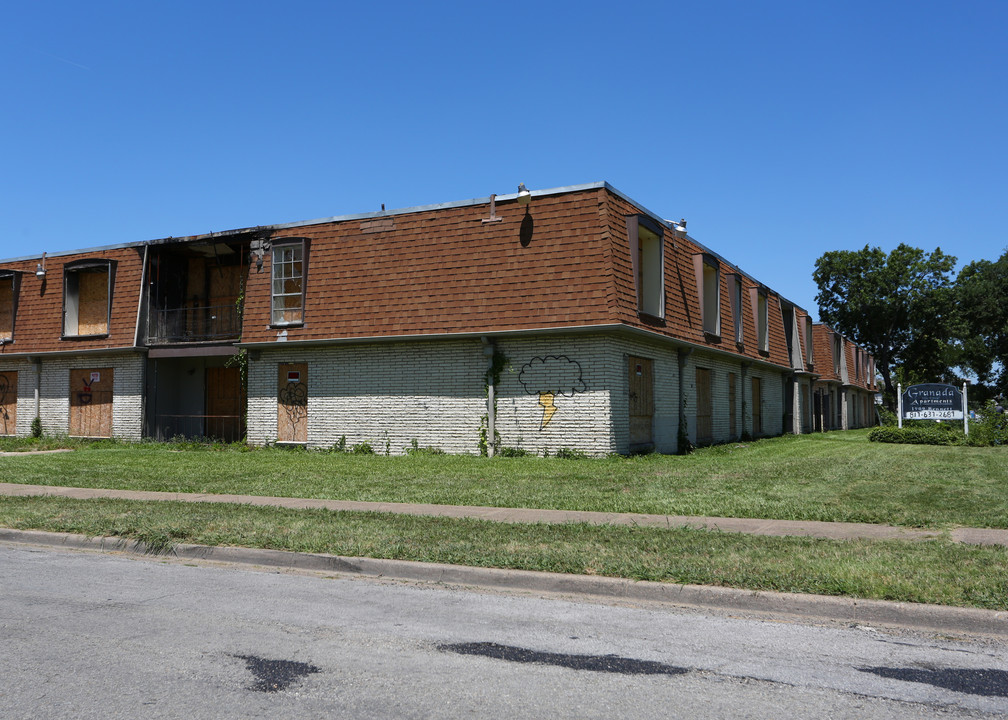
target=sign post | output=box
[897,383,902,429]
[963,381,969,437]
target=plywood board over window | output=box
[69,368,113,438]
[0,272,16,341]
[277,363,307,443]
[0,371,16,436]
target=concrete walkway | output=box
[3,482,1007,547]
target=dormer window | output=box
[63,260,113,338]
[695,254,720,337]
[271,239,309,326]
[0,271,19,342]
[626,215,665,319]
[757,290,769,354]
[804,316,813,366]
[729,274,743,345]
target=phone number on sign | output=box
[904,410,961,420]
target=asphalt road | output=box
[2,541,1006,719]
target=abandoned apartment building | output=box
[0,182,878,455]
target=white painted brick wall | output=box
[0,353,144,439]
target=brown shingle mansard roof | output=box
[0,182,822,371]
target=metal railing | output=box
[147,303,241,344]
[150,414,245,443]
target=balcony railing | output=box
[149,414,246,443]
[147,303,241,344]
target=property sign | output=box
[901,383,964,420]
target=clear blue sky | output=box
[2,1,1005,319]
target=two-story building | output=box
[0,182,876,454]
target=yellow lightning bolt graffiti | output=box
[538,391,558,429]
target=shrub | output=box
[966,402,1008,447]
[497,446,531,457]
[30,416,43,439]
[406,438,446,456]
[868,426,963,445]
[351,441,374,455]
[554,447,589,460]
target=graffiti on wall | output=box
[77,377,94,405]
[0,374,10,433]
[279,381,308,426]
[519,356,586,429]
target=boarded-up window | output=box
[757,292,768,353]
[696,368,712,444]
[64,262,112,337]
[0,371,16,435]
[0,272,17,340]
[627,216,664,319]
[752,377,762,436]
[69,368,113,437]
[277,363,307,442]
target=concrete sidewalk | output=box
[3,481,1007,547]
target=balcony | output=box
[147,303,241,344]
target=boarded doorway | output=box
[0,371,16,436]
[278,363,308,443]
[206,365,246,442]
[70,368,113,437]
[696,367,712,445]
[628,356,653,451]
[728,372,737,439]
[751,376,762,436]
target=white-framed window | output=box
[627,215,664,319]
[833,335,842,374]
[271,240,307,326]
[63,260,113,338]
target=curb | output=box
[2,527,1005,639]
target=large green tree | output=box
[813,244,957,406]
[956,249,1008,398]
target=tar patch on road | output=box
[439,642,688,676]
[234,654,321,693]
[860,666,1008,698]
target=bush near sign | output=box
[901,383,963,420]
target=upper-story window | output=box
[696,254,720,337]
[804,316,813,366]
[0,271,19,341]
[63,260,113,338]
[757,290,769,354]
[833,335,841,374]
[627,215,664,319]
[730,274,743,345]
[271,240,308,326]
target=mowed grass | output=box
[2,495,1005,610]
[2,430,1006,528]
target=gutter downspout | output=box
[33,357,41,428]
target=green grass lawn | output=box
[2,495,1005,610]
[2,430,1006,528]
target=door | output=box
[696,367,712,445]
[69,368,113,437]
[751,376,762,436]
[728,372,737,439]
[627,356,653,449]
[278,363,308,443]
[0,371,16,436]
[206,365,245,442]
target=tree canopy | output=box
[956,249,1008,398]
[813,243,957,404]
